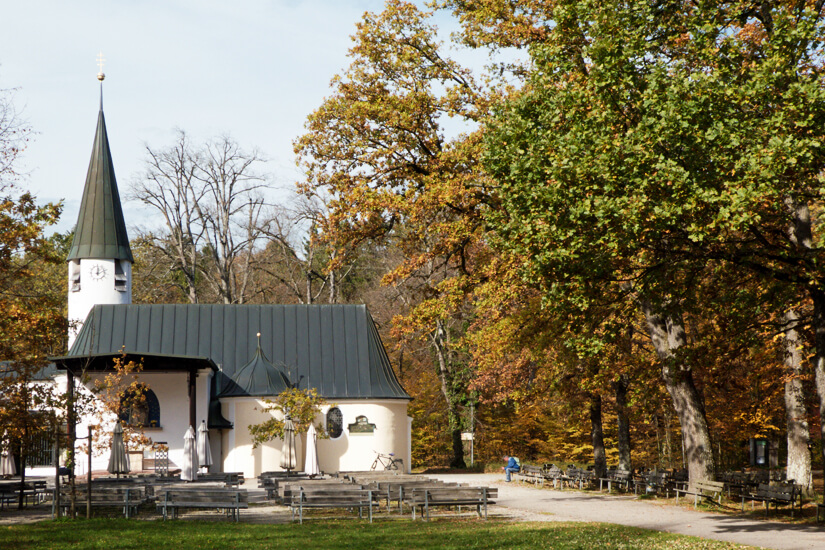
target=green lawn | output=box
[1,518,755,549]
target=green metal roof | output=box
[66,104,133,262]
[58,304,411,400]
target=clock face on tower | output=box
[89,263,107,280]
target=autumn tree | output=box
[0,85,66,506]
[295,0,497,467]
[248,387,327,447]
[477,0,825,483]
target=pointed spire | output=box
[67,80,133,262]
[219,332,291,397]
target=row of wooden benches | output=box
[514,465,802,517]
[48,473,497,523]
[516,464,596,490]
[287,484,497,523]
[260,473,498,522]
[53,485,249,521]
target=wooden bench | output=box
[382,480,463,513]
[279,479,353,504]
[197,472,244,487]
[157,488,248,521]
[289,487,374,524]
[516,465,545,487]
[1,480,49,508]
[407,487,497,521]
[741,483,799,518]
[564,468,595,490]
[543,464,564,489]
[634,472,671,497]
[599,470,631,492]
[675,480,725,509]
[53,486,146,518]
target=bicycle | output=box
[371,451,403,471]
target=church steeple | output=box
[66,94,133,262]
[66,66,133,349]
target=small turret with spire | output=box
[66,56,133,348]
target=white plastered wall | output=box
[317,401,411,473]
[220,398,410,479]
[67,258,131,348]
[221,398,304,479]
[65,369,211,475]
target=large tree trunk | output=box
[450,427,465,469]
[810,288,825,502]
[783,309,812,495]
[613,375,632,472]
[780,199,821,496]
[590,394,607,478]
[433,319,466,469]
[642,301,715,483]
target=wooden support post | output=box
[53,434,60,518]
[188,369,196,428]
[87,425,93,519]
[66,370,76,518]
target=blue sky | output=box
[1,1,489,235]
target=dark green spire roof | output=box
[220,335,291,397]
[67,102,133,262]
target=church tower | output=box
[67,73,133,348]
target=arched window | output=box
[119,387,161,428]
[327,407,343,439]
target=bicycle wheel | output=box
[388,458,400,471]
[371,458,379,471]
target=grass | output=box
[0,518,756,549]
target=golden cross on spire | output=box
[96,52,106,81]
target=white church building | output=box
[48,90,412,479]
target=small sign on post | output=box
[461,432,475,466]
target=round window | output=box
[327,407,343,439]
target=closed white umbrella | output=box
[280,416,297,473]
[181,425,198,482]
[1,432,15,477]
[0,451,13,477]
[304,423,320,477]
[107,422,130,478]
[197,421,212,473]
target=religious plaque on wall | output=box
[348,415,376,434]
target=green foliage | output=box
[475,0,825,475]
[484,1,825,308]
[248,387,328,448]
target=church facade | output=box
[50,91,411,479]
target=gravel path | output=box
[431,473,825,550]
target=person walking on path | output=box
[502,455,520,482]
